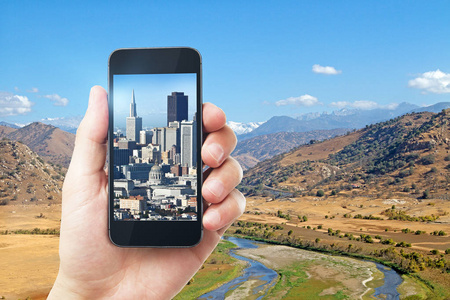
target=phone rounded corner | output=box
[187,229,204,248]
[108,229,124,247]
[187,47,202,59]
[108,48,123,67]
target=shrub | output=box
[430,249,439,255]
[420,155,435,165]
[316,190,325,197]
[422,190,431,199]
[381,238,395,245]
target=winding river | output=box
[372,262,402,299]
[199,237,278,299]
[200,237,403,300]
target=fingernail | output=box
[204,179,224,200]
[204,209,221,228]
[207,143,224,164]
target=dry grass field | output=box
[0,204,61,300]
[242,196,450,253]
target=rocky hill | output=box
[241,110,450,201]
[233,128,351,170]
[0,140,65,206]
[0,122,75,167]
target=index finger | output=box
[203,102,226,133]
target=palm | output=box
[59,166,220,299]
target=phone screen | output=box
[112,73,198,222]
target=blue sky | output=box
[1,1,450,126]
[114,74,196,128]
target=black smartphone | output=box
[108,48,202,247]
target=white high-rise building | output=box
[180,119,197,168]
[140,130,153,145]
[126,89,142,142]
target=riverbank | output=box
[234,235,438,299]
[237,242,383,299]
[175,240,246,300]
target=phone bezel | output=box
[108,48,203,247]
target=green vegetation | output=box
[268,262,351,299]
[175,240,244,300]
[382,208,439,222]
[0,228,60,235]
[316,190,325,197]
[277,210,291,220]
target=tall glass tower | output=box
[167,92,188,126]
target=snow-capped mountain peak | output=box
[227,121,265,135]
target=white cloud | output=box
[275,94,321,107]
[0,91,33,116]
[44,93,69,106]
[330,100,398,110]
[27,87,39,93]
[312,64,342,75]
[408,69,450,94]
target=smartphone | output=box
[108,48,202,247]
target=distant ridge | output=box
[0,121,20,129]
[409,102,450,114]
[0,122,75,167]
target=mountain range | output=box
[237,102,450,140]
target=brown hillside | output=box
[233,128,352,170]
[281,130,363,167]
[0,125,16,136]
[0,140,64,207]
[0,122,75,167]
[243,111,450,199]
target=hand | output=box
[48,86,245,299]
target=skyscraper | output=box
[180,119,197,168]
[167,92,188,126]
[126,89,142,142]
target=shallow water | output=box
[372,262,402,300]
[198,237,278,300]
